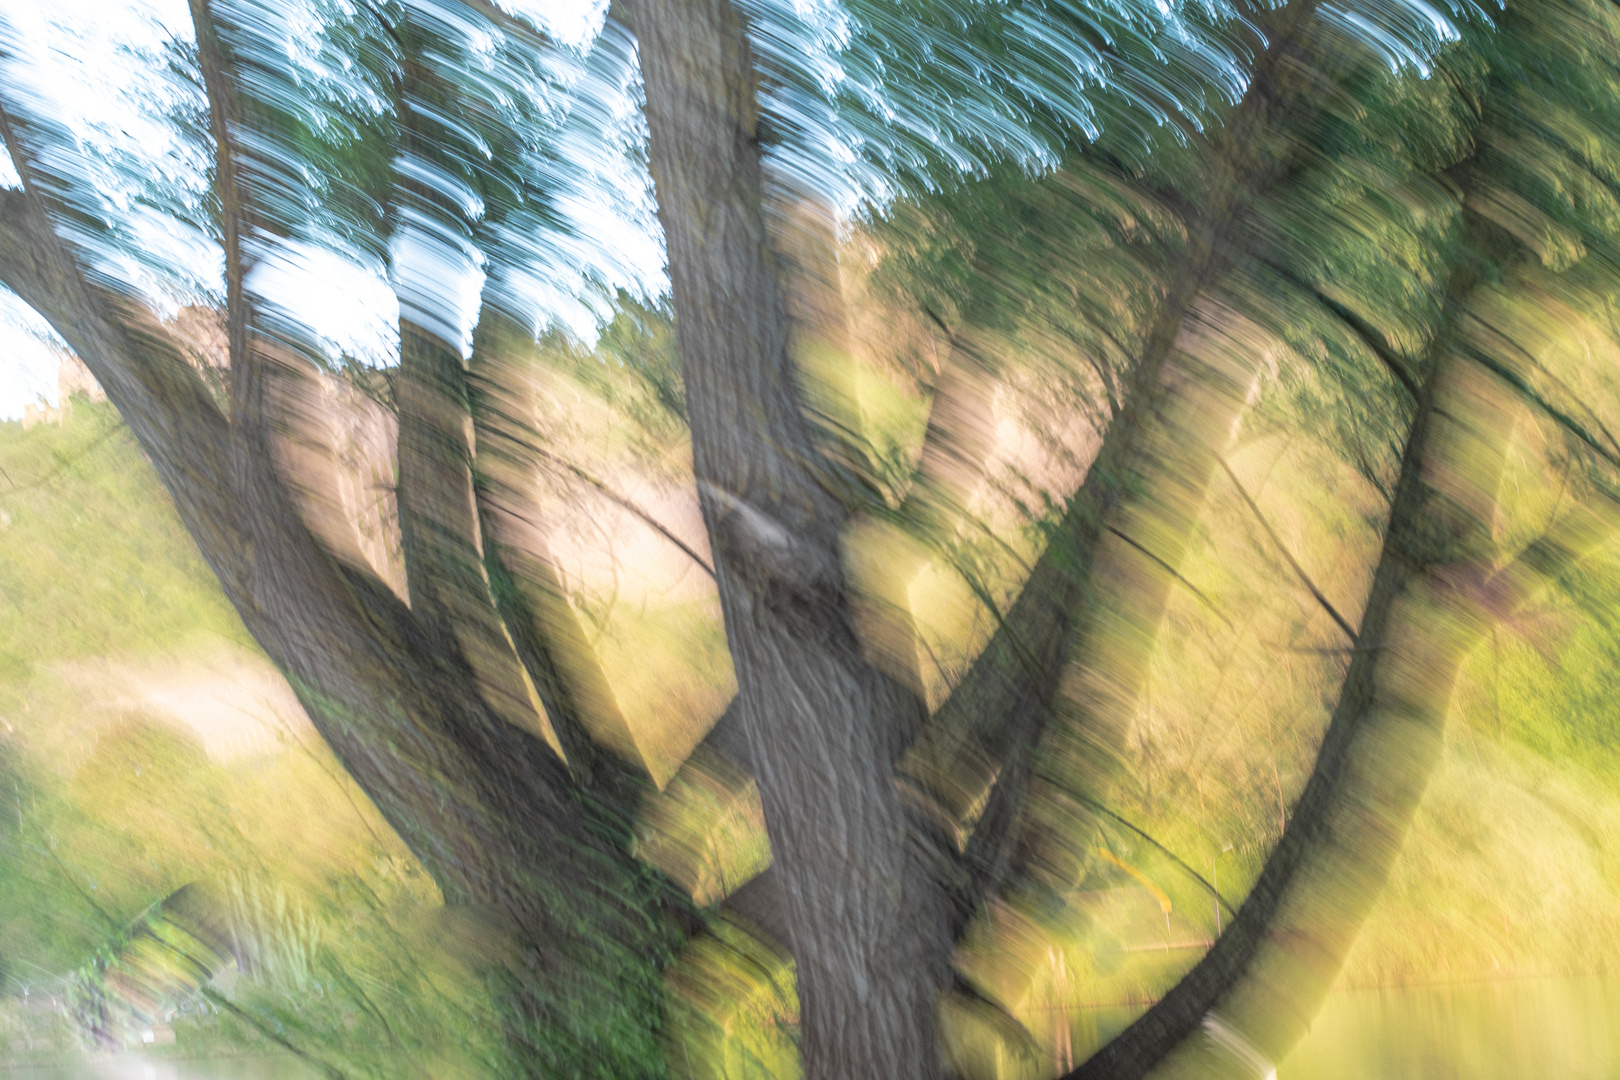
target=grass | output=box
[0,402,507,1076]
[7,374,1620,1080]
[0,401,251,682]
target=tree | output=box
[2,0,1619,1075]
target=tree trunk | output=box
[623,0,959,1076]
[0,112,676,1080]
[1065,241,1541,1080]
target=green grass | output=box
[0,403,508,1075]
[8,386,1620,1080]
[0,401,251,682]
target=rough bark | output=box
[395,318,557,743]
[0,156,582,911]
[639,0,1388,1047]
[622,0,957,1076]
[386,18,561,751]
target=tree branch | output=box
[528,442,714,578]
[186,0,257,423]
[395,319,559,741]
[906,0,1334,871]
[0,91,619,942]
[625,0,960,1072]
[467,310,651,790]
[1461,338,1620,474]
[1063,211,1549,1078]
[0,133,244,600]
[383,32,561,748]
[1257,253,1423,401]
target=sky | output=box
[1,0,182,418]
[0,280,67,418]
[0,0,653,421]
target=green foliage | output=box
[9,0,1620,1073]
[550,297,691,458]
[665,917,799,1080]
[0,405,525,1076]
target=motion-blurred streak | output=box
[898,0,1459,918]
[469,305,652,785]
[1017,298,1273,894]
[1067,0,1620,1058]
[67,884,236,1053]
[9,0,1620,1075]
[1083,275,1522,1080]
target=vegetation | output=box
[2,0,1620,1076]
[0,402,514,1076]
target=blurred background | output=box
[4,0,1620,1076]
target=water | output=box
[1281,976,1620,1080]
[1058,975,1620,1080]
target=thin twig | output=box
[945,552,1053,688]
[1075,793,1237,920]
[1218,456,1359,645]
[0,420,122,495]
[1256,254,1422,401]
[1463,341,1620,474]
[1106,525,1234,629]
[524,443,715,579]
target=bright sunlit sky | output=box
[0,0,658,420]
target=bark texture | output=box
[623,0,957,1076]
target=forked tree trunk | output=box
[0,104,677,1080]
[624,0,960,1076]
